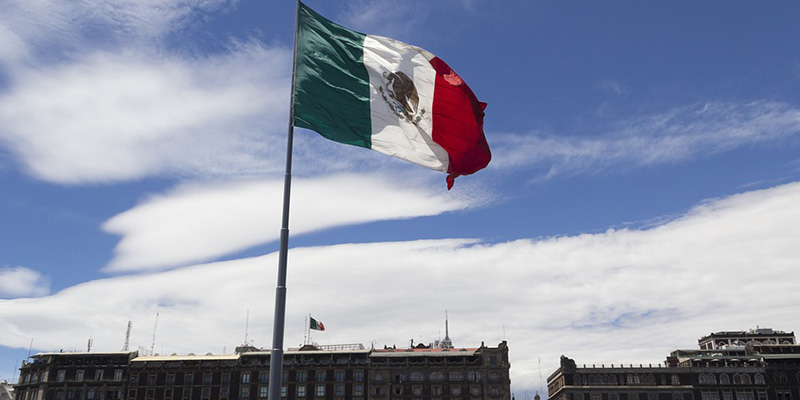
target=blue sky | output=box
[2,0,800,395]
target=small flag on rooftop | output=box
[292,1,491,189]
[309,316,325,331]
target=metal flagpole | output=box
[267,1,300,400]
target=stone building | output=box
[547,328,800,400]
[14,341,511,400]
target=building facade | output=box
[14,342,511,400]
[547,328,800,400]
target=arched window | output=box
[733,374,742,384]
[587,375,596,385]
[671,374,680,385]
[741,374,751,385]
[754,374,765,385]
[574,375,582,385]
[719,374,730,384]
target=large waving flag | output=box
[293,2,491,189]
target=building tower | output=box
[441,310,454,349]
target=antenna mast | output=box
[244,309,250,345]
[150,313,159,355]
[123,321,133,351]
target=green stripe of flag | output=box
[293,2,372,148]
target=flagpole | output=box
[267,1,300,400]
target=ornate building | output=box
[547,328,800,400]
[14,342,511,400]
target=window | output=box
[165,388,173,398]
[392,372,405,383]
[240,386,250,397]
[429,371,443,381]
[431,385,442,396]
[353,370,364,381]
[114,370,123,382]
[489,372,499,381]
[467,371,480,382]
[451,386,462,396]
[591,393,601,400]
[757,391,767,400]
[490,386,500,397]
[297,385,307,397]
[720,374,730,384]
[410,372,424,381]
[335,384,344,396]
[183,388,192,399]
[95,370,104,381]
[392,386,403,396]
[260,371,269,383]
[776,390,792,400]
[471,386,481,396]
[167,373,176,385]
[702,391,720,400]
[87,388,96,400]
[413,386,422,396]
[374,372,384,382]
[128,390,137,399]
[57,370,66,382]
[449,371,464,381]
[283,372,289,383]
[221,387,230,397]
[148,374,157,386]
[297,372,307,382]
[146,389,155,399]
[258,386,269,398]
[200,387,210,399]
[185,373,194,385]
[242,372,251,383]
[335,371,345,382]
[315,384,325,397]
[55,390,64,400]
[316,371,326,382]
[489,355,498,366]
[204,373,213,385]
[281,386,287,397]
[754,374,764,385]
[353,384,363,396]
[736,391,755,400]
[222,372,230,384]
[671,374,680,385]
[722,392,733,400]
[76,370,85,382]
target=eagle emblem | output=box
[378,70,426,125]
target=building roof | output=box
[370,348,478,357]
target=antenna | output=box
[26,338,34,358]
[244,309,250,345]
[150,313,159,355]
[123,321,133,351]
[538,357,544,396]
[87,337,93,352]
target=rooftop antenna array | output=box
[150,313,159,356]
[123,321,132,351]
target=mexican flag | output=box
[293,2,491,189]
[309,316,325,331]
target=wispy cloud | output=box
[101,174,480,272]
[0,266,49,298]
[3,181,800,390]
[0,44,290,184]
[491,101,800,180]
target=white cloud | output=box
[0,266,50,298]
[0,44,291,184]
[101,174,479,272]
[491,101,800,180]
[2,181,800,392]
